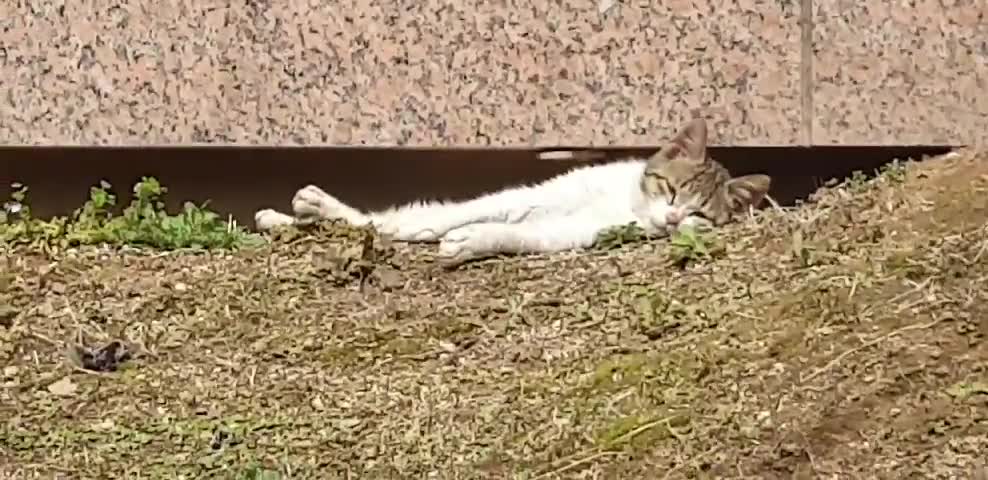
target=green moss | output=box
[594,412,692,450]
[382,337,426,356]
[591,354,650,391]
[590,353,699,393]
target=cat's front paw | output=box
[255,209,296,231]
[292,185,338,220]
[438,225,493,264]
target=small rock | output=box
[2,366,17,378]
[92,419,116,431]
[338,418,362,430]
[756,410,773,427]
[373,266,404,291]
[47,376,78,397]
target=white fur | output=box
[255,159,701,263]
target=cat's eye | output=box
[649,173,677,202]
[665,182,678,202]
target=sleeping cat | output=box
[254,118,772,264]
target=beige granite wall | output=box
[0,0,982,146]
[812,0,987,145]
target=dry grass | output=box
[2,150,988,479]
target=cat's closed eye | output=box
[649,173,677,201]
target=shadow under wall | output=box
[0,145,956,229]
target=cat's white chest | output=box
[537,161,651,226]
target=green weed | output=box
[0,177,264,250]
[594,222,652,250]
[667,226,722,267]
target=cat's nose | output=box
[665,210,684,225]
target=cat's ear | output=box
[649,118,709,165]
[726,174,772,211]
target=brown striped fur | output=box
[641,118,772,228]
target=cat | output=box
[254,118,772,264]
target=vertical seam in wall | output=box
[799,0,815,146]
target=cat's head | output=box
[639,118,772,232]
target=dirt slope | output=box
[1,150,987,479]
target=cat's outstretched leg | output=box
[254,209,297,231]
[283,185,505,243]
[291,185,372,226]
[437,218,603,265]
[373,206,470,242]
[372,190,552,243]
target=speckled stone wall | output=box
[812,0,988,145]
[0,0,983,146]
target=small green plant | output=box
[841,160,907,195]
[2,183,29,220]
[633,291,689,340]
[845,170,871,193]
[237,464,283,480]
[1,178,264,250]
[878,159,907,183]
[594,222,652,250]
[667,226,721,267]
[0,183,68,246]
[789,229,816,268]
